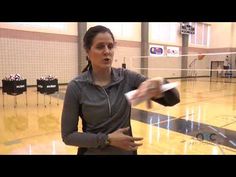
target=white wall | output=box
[209,22,232,48]
[149,22,182,46]
[0,22,78,35]
[87,22,141,42]
[231,23,236,48]
[113,46,141,72]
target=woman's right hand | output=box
[108,127,143,151]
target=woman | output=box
[61,25,180,155]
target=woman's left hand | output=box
[131,77,164,109]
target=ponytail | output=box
[82,57,92,73]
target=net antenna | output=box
[122,57,126,69]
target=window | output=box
[189,22,210,47]
[149,22,178,43]
[7,22,67,30]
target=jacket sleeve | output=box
[61,80,108,149]
[152,79,180,106]
[127,69,180,107]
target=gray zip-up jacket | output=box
[61,67,180,155]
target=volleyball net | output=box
[123,52,236,79]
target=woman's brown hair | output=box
[82,25,115,73]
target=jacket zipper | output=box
[101,87,112,116]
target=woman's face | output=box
[87,32,114,70]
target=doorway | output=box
[211,61,224,77]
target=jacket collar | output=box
[86,67,123,86]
